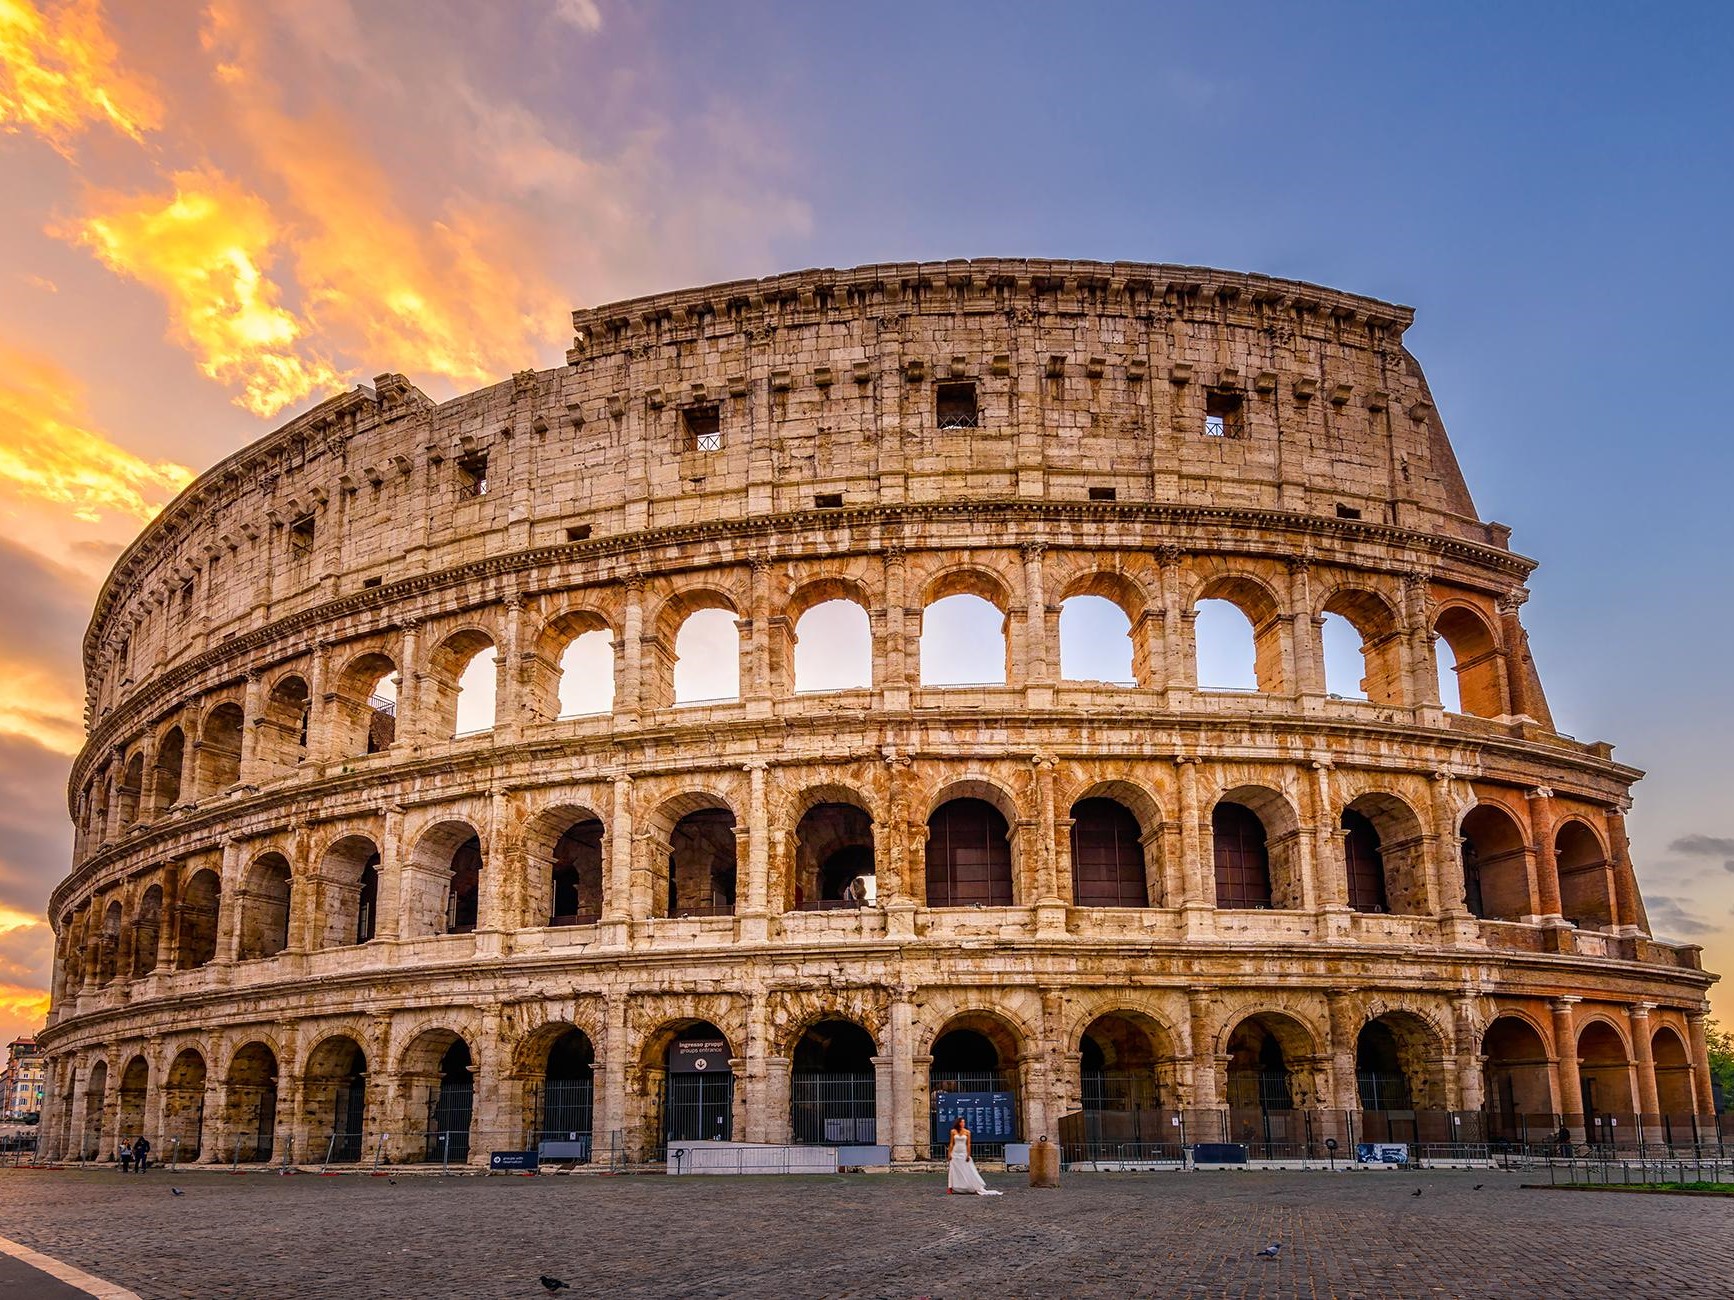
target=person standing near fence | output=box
[133,1135,150,1172]
[945,1118,1002,1196]
[118,1138,132,1173]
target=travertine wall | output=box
[39,260,1717,1165]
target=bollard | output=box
[1029,1135,1060,1188]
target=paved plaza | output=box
[0,1167,1729,1298]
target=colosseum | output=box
[37,258,1722,1169]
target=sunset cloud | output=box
[0,0,161,155]
[56,168,347,417]
[0,339,192,524]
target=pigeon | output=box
[388,1178,397,1185]
[1473,1184,1484,1191]
[170,1187,184,1197]
[540,1278,571,1294]
[1256,1242,1282,1258]
[1411,1187,1423,1197]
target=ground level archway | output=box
[790,1019,877,1145]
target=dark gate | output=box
[665,1072,733,1143]
[791,1071,875,1144]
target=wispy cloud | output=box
[554,0,603,34]
[1645,893,1722,941]
[0,0,161,155]
[1669,833,1734,873]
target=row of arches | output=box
[78,563,1530,858]
[50,1000,1713,1166]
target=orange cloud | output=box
[0,0,161,155]
[0,338,192,524]
[56,168,347,417]
[0,665,82,754]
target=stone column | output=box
[1403,571,1439,711]
[889,988,916,1161]
[1551,997,1583,1136]
[1496,589,1533,720]
[739,762,770,942]
[1310,760,1347,915]
[470,1006,506,1160]
[1686,1010,1717,1116]
[1326,993,1360,1112]
[879,547,910,709]
[1177,758,1211,935]
[375,805,406,942]
[744,557,772,715]
[1186,988,1219,1110]
[396,619,422,745]
[1527,788,1563,920]
[478,790,514,948]
[1020,543,1053,704]
[617,577,645,724]
[1156,546,1189,701]
[603,776,633,944]
[1605,806,1649,933]
[1033,756,1064,932]
[1287,558,1324,697]
[1628,1003,1661,1143]
[239,669,266,785]
[1450,993,1484,1113]
[215,839,245,963]
[495,594,525,740]
[305,640,331,761]
[597,992,628,1160]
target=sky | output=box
[1,0,1731,1045]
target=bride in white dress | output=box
[945,1118,1002,1195]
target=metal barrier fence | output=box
[1545,1157,1734,1186]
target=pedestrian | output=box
[944,1117,1001,1196]
[118,1138,133,1173]
[133,1135,151,1173]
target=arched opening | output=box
[237,853,292,960]
[80,1059,107,1160]
[1652,1028,1695,1125]
[533,1028,595,1154]
[304,1036,367,1162]
[1341,809,1389,913]
[131,885,162,977]
[662,808,737,918]
[1354,1012,1450,1145]
[196,702,244,794]
[116,752,144,828]
[446,836,481,933]
[151,728,184,812]
[117,1056,148,1153]
[792,801,875,910]
[926,798,1013,907]
[1079,1012,1166,1113]
[1356,1021,1412,1111]
[222,1043,278,1163]
[425,631,497,738]
[333,653,399,756]
[1193,600,1258,690]
[790,1019,877,1145]
[557,630,615,718]
[1435,636,1463,713]
[920,593,1007,687]
[1225,1013,1317,1155]
[1434,605,1504,718]
[1460,804,1531,921]
[163,1048,207,1160]
[1059,595,1134,684]
[673,608,741,705]
[1212,803,1271,908]
[96,901,121,984]
[412,1034,475,1164]
[1555,821,1614,929]
[1322,589,1405,705]
[257,675,310,773]
[1577,1022,1635,1144]
[550,819,604,926]
[1320,612,1368,700]
[793,599,872,693]
[176,869,221,968]
[1481,1016,1553,1145]
[405,821,485,937]
[661,1022,734,1146]
[1069,798,1148,907]
[316,835,382,947]
[929,1019,1022,1156]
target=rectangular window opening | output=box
[565,523,593,542]
[682,404,722,452]
[936,380,979,430]
[1204,388,1244,438]
[814,492,843,509]
[1335,504,1363,520]
[362,576,383,589]
[1088,486,1117,502]
[178,580,194,620]
[289,514,315,558]
[455,450,489,498]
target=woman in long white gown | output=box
[945,1118,1002,1195]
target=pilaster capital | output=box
[1155,543,1183,567]
[1628,1002,1655,1018]
[1020,541,1047,562]
[1527,786,1554,802]
[1550,995,1581,1013]
[1497,587,1530,615]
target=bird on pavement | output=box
[1411,1187,1423,1197]
[170,1187,184,1197]
[1473,1184,1484,1191]
[540,1277,571,1293]
[1256,1243,1282,1258]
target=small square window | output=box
[456,450,489,498]
[1335,504,1363,520]
[565,524,592,542]
[1204,389,1244,438]
[682,404,722,452]
[814,492,843,509]
[936,380,978,429]
[1088,486,1117,502]
[289,514,315,557]
[362,576,383,589]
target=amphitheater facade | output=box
[38,259,1720,1167]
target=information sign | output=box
[671,1039,730,1074]
[933,1091,1018,1143]
[489,1150,540,1171]
[1355,1142,1409,1166]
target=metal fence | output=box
[790,1072,876,1145]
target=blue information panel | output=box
[934,1091,1018,1143]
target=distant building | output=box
[3,1036,45,1118]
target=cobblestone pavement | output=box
[0,1167,1729,1299]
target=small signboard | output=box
[489,1150,540,1172]
[1191,1142,1248,1164]
[671,1039,730,1074]
[934,1091,1018,1143]
[1355,1142,1409,1166]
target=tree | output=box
[1707,1020,1734,1110]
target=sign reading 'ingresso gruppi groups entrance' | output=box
[670,1039,730,1073]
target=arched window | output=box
[926,798,1013,906]
[792,801,875,910]
[1212,802,1271,908]
[1059,596,1134,684]
[665,809,737,917]
[1342,809,1388,912]
[445,837,482,933]
[550,819,604,925]
[1194,600,1258,690]
[793,599,872,692]
[177,869,221,968]
[259,675,311,771]
[920,594,1006,686]
[557,630,614,717]
[355,860,379,944]
[1320,612,1367,699]
[1556,822,1613,929]
[151,728,184,812]
[237,854,292,960]
[673,609,741,704]
[1460,804,1530,920]
[1434,606,1503,718]
[790,1020,877,1145]
[453,647,497,735]
[1069,798,1148,907]
[197,703,244,793]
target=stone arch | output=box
[790,794,876,910]
[79,1057,108,1159]
[1460,800,1532,921]
[396,1027,477,1164]
[924,778,1023,907]
[650,586,742,708]
[923,1004,1035,1153]
[1210,784,1303,910]
[1651,1026,1694,1116]
[302,1032,370,1162]
[1069,793,1151,907]
[96,899,122,984]
[1481,1014,1554,1140]
[131,884,163,976]
[1190,571,1286,693]
[236,851,293,960]
[1555,818,1613,929]
[151,725,185,813]
[1076,1008,1180,1111]
[1341,790,1429,915]
[513,1020,598,1149]
[1577,1019,1635,1133]
[314,833,382,947]
[405,818,484,937]
[790,594,874,695]
[1433,602,1505,717]
[788,1016,879,1145]
[523,801,607,927]
[331,648,399,756]
[918,565,1012,687]
[116,1054,149,1151]
[162,1046,208,1160]
[116,750,145,829]
[220,1041,279,1163]
[1223,1011,1323,1132]
[196,700,244,795]
[1356,1008,1450,1112]
[1321,584,1405,705]
[1057,570,1149,687]
[177,868,222,968]
[529,606,616,721]
[257,672,311,774]
[635,1012,741,1153]
[426,626,498,738]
